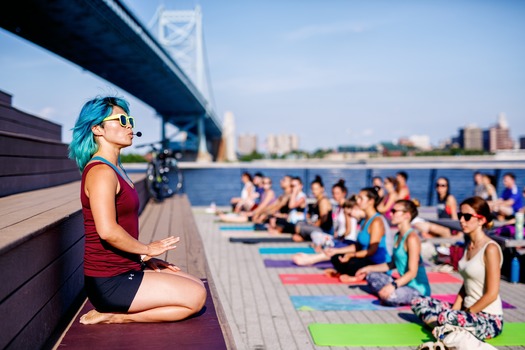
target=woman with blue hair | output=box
[69,96,206,324]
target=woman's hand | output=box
[378,283,395,300]
[338,253,352,263]
[146,236,180,257]
[143,257,181,273]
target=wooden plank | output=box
[0,240,84,349]
[0,212,84,301]
[5,266,85,350]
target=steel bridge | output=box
[0,0,222,160]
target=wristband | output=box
[391,280,398,289]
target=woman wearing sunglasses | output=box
[354,199,430,306]
[411,196,504,340]
[411,178,459,239]
[69,96,206,324]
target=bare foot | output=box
[79,309,114,324]
[292,253,316,266]
[292,234,304,242]
[324,268,339,278]
[339,274,364,283]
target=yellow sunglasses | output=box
[102,114,135,128]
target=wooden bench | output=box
[0,174,148,350]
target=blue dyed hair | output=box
[68,96,130,171]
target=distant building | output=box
[484,113,514,152]
[408,135,432,150]
[237,134,258,155]
[459,124,483,150]
[520,136,525,150]
[266,134,299,155]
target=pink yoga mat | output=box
[280,272,462,285]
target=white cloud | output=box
[39,106,56,120]
[284,21,366,41]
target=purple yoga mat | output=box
[263,258,333,269]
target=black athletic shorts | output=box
[85,269,144,313]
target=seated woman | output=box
[292,175,332,242]
[229,172,257,213]
[355,199,431,306]
[411,196,504,340]
[325,187,391,283]
[310,179,349,250]
[412,177,460,239]
[376,177,398,223]
[267,176,307,233]
[218,176,276,223]
[251,175,292,225]
[292,196,363,266]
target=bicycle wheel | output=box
[146,162,162,202]
[168,159,184,193]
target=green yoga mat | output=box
[309,323,525,347]
[309,323,433,347]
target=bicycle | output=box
[136,142,183,202]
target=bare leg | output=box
[218,212,249,223]
[80,271,206,324]
[292,252,329,266]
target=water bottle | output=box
[510,256,520,283]
[515,212,524,240]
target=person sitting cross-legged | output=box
[356,199,431,306]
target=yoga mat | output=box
[58,280,227,350]
[280,272,462,285]
[293,294,515,311]
[263,259,333,269]
[309,323,525,347]
[487,323,525,346]
[230,237,293,243]
[292,295,406,311]
[259,247,316,255]
[309,323,433,347]
[280,274,366,285]
[219,225,254,231]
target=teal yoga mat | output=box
[309,323,525,347]
[259,247,316,254]
[219,225,254,230]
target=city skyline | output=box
[0,1,524,153]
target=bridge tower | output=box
[150,5,213,162]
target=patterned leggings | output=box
[411,296,503,340]
[366,272,422,306]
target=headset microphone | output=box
[133,132,142,137]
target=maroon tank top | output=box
[81,162,141,277]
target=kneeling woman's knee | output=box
[189,283,207,313]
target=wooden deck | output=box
[192,207,525,350]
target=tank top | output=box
[332,205,346,237]
[393,229,431,296]
[310,197,333,233]
[356,213,391,264]
[437,194,452,219]
[458,241,503,315]
[81,159,141,277]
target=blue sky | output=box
[1,0,524,152]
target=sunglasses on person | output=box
[457,212,484,221]
[435,183,447,188]
[102,114,135,128]
[390,208,406,215]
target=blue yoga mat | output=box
[259,247,316,254]
[291,295,398,311]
